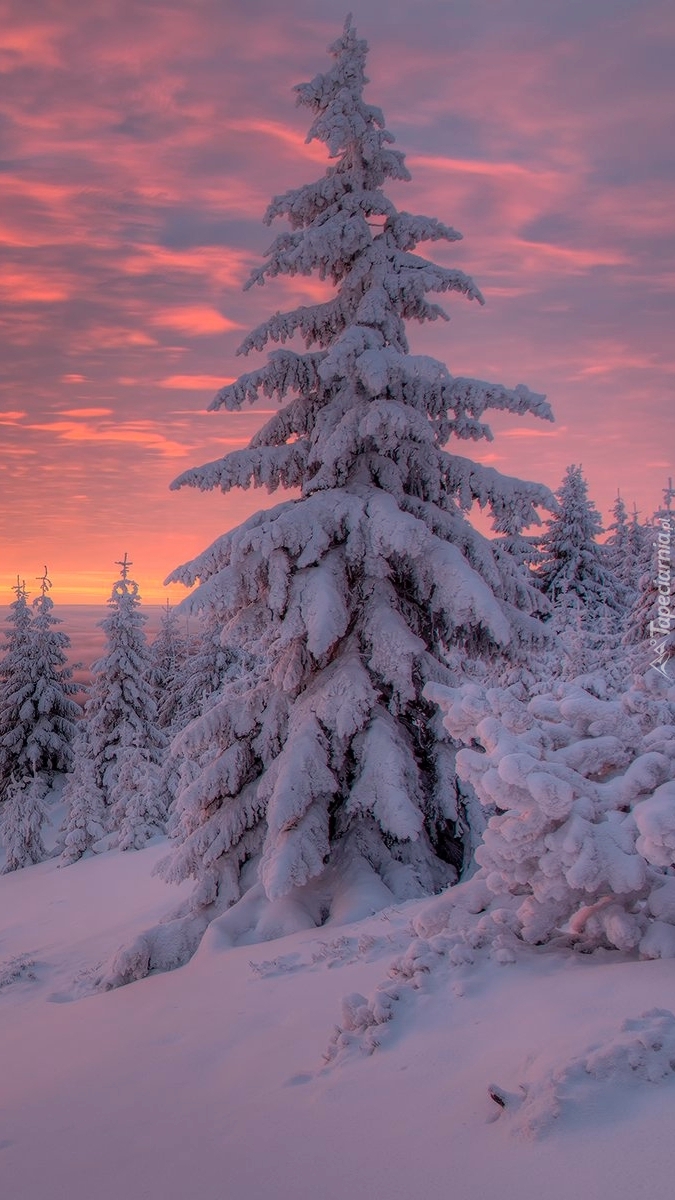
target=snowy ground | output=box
[2,833,675,1200]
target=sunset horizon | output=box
[2,1,673,602]
[1,12,674,1200]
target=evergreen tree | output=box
[150,601,189,730]
[538,465,625,614]
[628,502,651,585]
[623,479,675,679]
[0,578,34,802]
[0,568,79,870]
[26,567,80,774]
[160,20,555,931]
[164,613,257,735]
[490,510,548,633]
[0,569,79,785]
[160,615,259,828]
[1,774,49,873]
[60,726,107,864]
[604,492,638,595]
[83,555,166,850]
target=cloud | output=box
[57,407,114,417]
[0,0,672,598]
[0,267,72,303]
[150,307,242,336]
[501,426,566,439]
[158,375,235,391]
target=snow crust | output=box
[1,832,675,1200]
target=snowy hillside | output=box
[1,833,674,1200]
[2,20,673,1200]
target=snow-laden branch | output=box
[170,444,309,496]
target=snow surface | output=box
[1,833,674,1200]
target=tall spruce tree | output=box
[160,20,555,931]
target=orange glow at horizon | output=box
[0,1,672,591]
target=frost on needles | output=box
[159,20,555,940]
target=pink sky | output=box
[1,0,673,602]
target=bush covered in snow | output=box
[424,673,675,957]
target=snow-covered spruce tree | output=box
[628,501,652,583]
[80,555,166,851]
[159,616,261,834]
[153,21,555,944]
[0,569,79,785]
[536,466,633,688]
[0,580,48,871]
[158,612,233,734]
[60,729,107,865]
[149,601,189,730]
[538,465,626,614]
[1,774,50,873]
[0,569,80,870]
[0,577,34,803]
[26,567,80,773]
[604,492,640,597]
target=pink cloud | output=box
[57,407,114,417]
[0,1,671,598]
[0,268,71,303]
[151,307,242,336]
[159,375,235,391]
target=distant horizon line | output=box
[0,601,185,608]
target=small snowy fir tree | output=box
[160,617,259,830]
[1,773,49,873]
[0,569,80,870]
[149,601,189,730]
[0,577,34,802]
[60,725,107,864]
[27,567,80,773]
[0,580,48,872]
[604,492,640,596]
[160,614,210,731]
[628,501,652,584]
[82,555,166,851]
[150,20,555,948]
[538,465,625,614]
